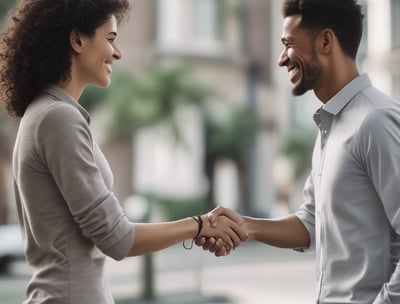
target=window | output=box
[156,0,226,57]
[193,0,219,41]
[157,0,183,44]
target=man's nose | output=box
[278,48,288,67]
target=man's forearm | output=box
[244,214,310,249]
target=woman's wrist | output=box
[192,215,203,239]
[183,215,204,250]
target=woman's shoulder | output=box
[19,94,89,145]
[25,93,85,126]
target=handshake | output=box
[192,206,249,257]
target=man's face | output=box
[278,15,322,96]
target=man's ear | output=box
[70,30,83,53]
[318,29,334,55]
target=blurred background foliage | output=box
[205,104,255,168]
[140,192,205,221]
[81,64,212,141]
[280,127,317,180]
[106,64,211,141]
[83,63,255,163]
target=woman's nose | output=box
[113,45,122,60]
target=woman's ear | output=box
[70,30,83,53]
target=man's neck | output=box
[314,58,359,104]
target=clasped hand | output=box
[197,206,248,256]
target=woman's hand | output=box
[196,206,248,256]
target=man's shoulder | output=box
[359,85,400,111]
[357,102,400,141]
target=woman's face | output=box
[75,15,122,88]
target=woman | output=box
[0,1,247,303]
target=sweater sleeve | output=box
[37,103,134,260]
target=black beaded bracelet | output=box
[183,215,203,250]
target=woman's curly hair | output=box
[0,0,130,117]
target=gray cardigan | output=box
[12,85,135,304]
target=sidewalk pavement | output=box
[109,241,316,304]
[0,241,316,303]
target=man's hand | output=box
[195,206,248,256]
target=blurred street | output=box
[0,241,315,304]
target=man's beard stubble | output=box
[292,50,322,96]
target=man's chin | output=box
[292,85,308,96]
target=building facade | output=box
[102,0,400,216]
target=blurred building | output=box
[364,0,400,101]
[112,0,288,216]
[105,0,400,217]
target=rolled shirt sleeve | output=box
[295,174,316,253]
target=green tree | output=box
[204,104,255,209]
[104,64,210,141]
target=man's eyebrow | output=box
[281,37,294,45]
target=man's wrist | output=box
[243,216,256,240]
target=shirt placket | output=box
[313,109,333,302]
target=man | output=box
[199,0,400,302]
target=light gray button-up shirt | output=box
[296,74,400,303]
[13,85,135,304]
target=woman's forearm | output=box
[128,217,198,256]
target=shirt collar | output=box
[41,84,91,124]
[313,74,372,131]
[322,73,372,116]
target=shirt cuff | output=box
[293,213,315,253]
